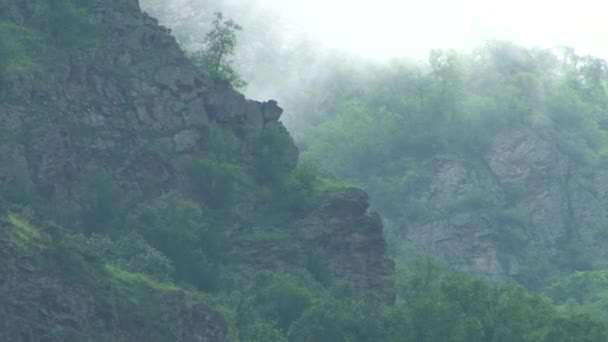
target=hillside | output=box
[298,44,608,290]
[1,0,607,341]
[0,0,392,340]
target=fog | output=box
[258,0,608,61]
[141,0,608,128]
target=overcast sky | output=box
[255,0,608,61]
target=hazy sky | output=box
[257,0,608,61]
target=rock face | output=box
[230,187,394,294]
[400,128,608,284]
[303,188,393,290]
[0,4,279,203]
[0,0,394,338]
[0,208,228,342]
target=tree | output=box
[190,11,247,89]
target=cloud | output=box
[141,0,608,129]
[255,0,608,61]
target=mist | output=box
[140,0,608,129]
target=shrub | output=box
[244,321,287,342]
[255,274,314,332]
[255,122,297,185]
[128,192,227,290]
[185,157,244,210]
[67,231,175,283]
[237,273,315,335]
[75,167,123,234]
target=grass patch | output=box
[5,211,45,250]
[103,264,178,293]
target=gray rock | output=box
[173,129,201,153]
[262,99,283,122]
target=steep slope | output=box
[0,0,393,339]
[0,201,227,341]
[299,44,608,288]
[403,127,608,285]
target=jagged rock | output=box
[245,100,264,130]
[262,99,283,122]
[0,0,394,339]
[302,188,394,293]
[318,187,370,218]
[399,128,608,283]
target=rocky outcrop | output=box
[0,215,228,342]
[0,0,394,338]
[302,188,394,291]
[230,187,394,295]
[0,2,288,203]
[400,128,608,284]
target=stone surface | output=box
[0,0,395,338]
[398,128,608,282]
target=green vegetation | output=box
[3,0,608,339]
[189,11,247,88]
[5,211,45,250]
[298,42,608,289]
[547,270,608,322]
[66,232,175,282]
[1,205,187,341]
[128,191,227,291]
[301,44,608,190]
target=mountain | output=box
[0,0,392,340]
[299,44,608,291]
[3,1,608,340]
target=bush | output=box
[255,274,314,332]
[244,321,287,342]
[237,273,315,335]
[255,122,296,185]
[287,298,401,342]
[128,192,227,290]
[186,157,242,210]
[67,232,175,282]
[75,167,123,234]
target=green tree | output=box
[245,321,287,342]
[190,12,246,88]
[128,192,227,290]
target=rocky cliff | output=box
[400,127,608,286]
[0,0,393,339]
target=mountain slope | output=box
[299,44,608,289]
[0,0,392,339]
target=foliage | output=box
[238,273,314,334]
[4,188,608,341]
[128,191,227,290]
[288,296,403,342]
[544,314,608,342]
[67,232,175,282]
[255,121,296,184]
[4,3,608,338]
[297,43,608,296]
[244,320,287,342]
[0,207,183,340]
[300,44,608,220]
[186,156,244,210]
[546,270,608,323]
[189,11,246,88]
[75,167,123,234]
